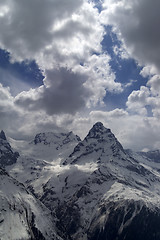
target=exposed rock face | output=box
[138,149,160,163]
[0,130,7,140]
[33,131,81,148]
[63,122,126,165]
[38,123,160,240]
[0,168,62,240]
[88,201,160,240]
[2,123,160,240]
[0,130,19,168]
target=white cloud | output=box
[126,86,150,116]
[0,0,103,68]
[1,84,160,151]
[1,0,160,152]
[140,66,157,78]
[124,79,137,89]
[101,0,160,75]
[81,109,160,151]
[126,81,160,118]
[147,75,160,96]
[0,0,123,116]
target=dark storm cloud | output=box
[15,68,91,115]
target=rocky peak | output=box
[63,122,126,165]
[137,149,160,163]
[87,122,108,136]
[92,122,104,130]
[85,122,109,140]
[0,130,7,140]
[0,131,19,168]
[85,122,115,144]
[32,131,81,147]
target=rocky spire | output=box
[0,130,7,140]
[85,122,111,140]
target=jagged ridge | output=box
[0,130,19,168]
[2,123,160,240]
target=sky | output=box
[0,0,160,151]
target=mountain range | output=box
[1,122,160,240]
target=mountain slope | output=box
[0,130,19,168]
[39,123,160,240]
[6,130,81,196]
[2,123,160,240]
[0,168,62,240]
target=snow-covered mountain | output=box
[39,122,160,240]
[1,122,160,240]
[0,131,19,168]
[9,131,80,162]
[6,130,81,198]
[0,168,62,240]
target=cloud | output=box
[0,0,103,68]
[1,83,160,151]
[0,68,32,96]
[0,0,124,143]
[126,86,150,110]
[0,0,123,116]
[83,54,123,107]
[1,0,160,152]
[0,84,22,136]
[126,83,160,118]
[0,82,68,139]
[15,67,91,115]
[97,0,160,150]
[124,79,137,89]
[74,109,160,151]
[101,0,160,74]
[147,75,160,96]
[0,0,84,62]
[126,86,150,116]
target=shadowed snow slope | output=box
[0,168,62,240]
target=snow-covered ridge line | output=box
[1,122,160,240]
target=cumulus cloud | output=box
[0,0,103,67]
[0,0,84,62]
[126,86,150,113]
[101,0,160,74]
[15,68,91,115]
[126,83,160,118]
[0,0,124,116]
[1,0,160,152]
[0,0,124,142]
[73,109,160,151]
[147,75,160,95]
[0,84,23,137]
[1,83,160,151]
[97,0,160,150]
[0,82,68,139]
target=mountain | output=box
[0,130,19,168]
[2,123,160,240]
[137,149,160,163]
[0,168,62,240]
[6,130,81,197]
[63,122,126,165]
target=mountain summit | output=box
[63,122,125,165]
[0,130,7,140]
[0,130,19,168]
[2,123,160,240]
